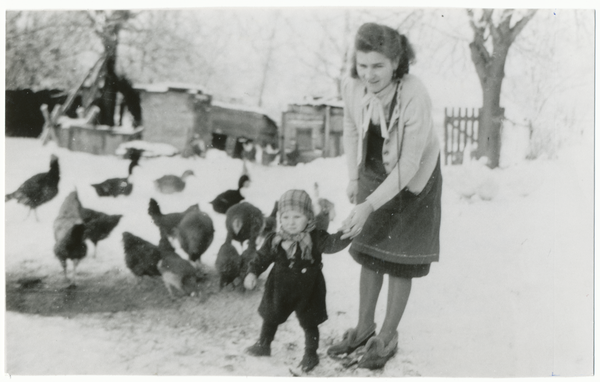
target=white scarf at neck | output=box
[360,81,398,140]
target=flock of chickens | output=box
[6,150,336,300]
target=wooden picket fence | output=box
[444,107,479,165]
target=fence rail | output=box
[444,107,479,165]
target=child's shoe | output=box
[245,340,271,356]
[298,351,319,372]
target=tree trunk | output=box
[93,10,131,127]
[467,9,536,168]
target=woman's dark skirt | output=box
[349,157,442,278]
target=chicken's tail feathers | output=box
[5,192,15,202]
[148,198,161,217]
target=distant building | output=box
[134,82,210,153]
[281,98,344,164]
[134,83,279,159]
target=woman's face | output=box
[280,210,309,235]
[356,50,398,94]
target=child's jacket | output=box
[248,229,351,327]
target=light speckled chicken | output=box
[154,170,194,194]
[157,235,204,298]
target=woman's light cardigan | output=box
[342,74,440,211]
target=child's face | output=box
[280,210,308,235]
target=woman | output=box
[328,22,442,370]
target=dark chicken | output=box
[91,150,142,197]
[176,206,215,264]
[210,175,251,214]
[122,232,163,280]
[147,198,197,239]
[225,202,264,254]
[6,154,60,221]
[215,242,242,290]
[81,207,122,257]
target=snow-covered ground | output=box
[3,135,594,377]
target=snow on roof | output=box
[290,97,344,108]
[211,100,271,117]
[134,82,208,94]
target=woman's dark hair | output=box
[350,23,415,80]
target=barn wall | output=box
[139,91,195,151]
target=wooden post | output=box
[323,106,331,158]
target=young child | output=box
[244,189,352,372]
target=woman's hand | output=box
[346,179,359,204]
[244,273,257,290]
[341,201,374,240]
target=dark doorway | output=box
[211,133,227,150]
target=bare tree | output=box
[467,9,537,168]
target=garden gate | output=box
[444,107,479,165]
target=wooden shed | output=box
[134,82,211,153]
[202,101,279,159]
[281,99,344,164]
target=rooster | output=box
[176,206,215,265]
[81,207,122,257]
[147,198,197,239]
[53,191,87,286]
[91,150,142,197]
[6,154,60,221]
[156,234,205,298]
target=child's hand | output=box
[244,273,257,290]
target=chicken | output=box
[6,154,60,221]
[147,198,197,238]
[122,232,163,281]
[225,202,264,254]
[314,182,336,232]
[215,242,242,290]
[154,170,194,194]
[157,235,205,298]
[210,175,251,214]
[260,201,279,238]
[176,206,215,264]
[53,191,87,285]
[91,151,141,197]
[315,198,336,232]
[81,207,122,257]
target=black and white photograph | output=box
[3,1,595,378]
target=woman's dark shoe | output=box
[356,331,398,370]
[298,351,320,372]
[245,340,271,357]
[327,323,376,358]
